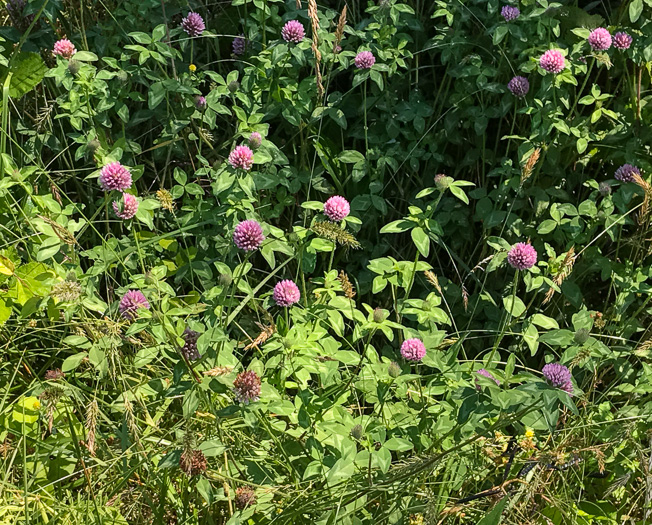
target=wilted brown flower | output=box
[235,486,256,509]
[180,449,207,476]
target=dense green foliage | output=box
[1,0,652,523]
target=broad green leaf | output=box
[8,52,47,98]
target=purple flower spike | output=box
[232,34,246,55]
[281,20,305,43]
[233,370,261,404]
[355,51,375,69]
[181,12,205,37]
[233,220,264,251]
[228,145,254,171]
[323,196,350,221]
[53,39,76,59]
[614,163,640,182]
[119,290,150,320]
[613,32,633,50]
[248,132,262,149]
[542,362,573,394]
[507,242,537,270]
[273,280,300,307]
[588,27,611,51]
[475,368,500,389]
[99,162,132,192]
[539,49,565,74]
[501,5,520,21]
[507,76,529,97]
[400,338,426,362]
[112,193,139,220]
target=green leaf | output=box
[531,314,559,330]
[411,227,430,257]
[493,25,508,45]
[477,496,508,525]
[379,220,413,234]
[384,437,414,451]
[338,150,365,164]
[62,352,87,372]
[73,51,99,62]
[629,0,643,22]
[503,295,526,317]
[449,184,469,204]
[8,52,47,98]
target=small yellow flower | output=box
[189,64,197,72]
[32,399,41,410]
[525,428,535,439]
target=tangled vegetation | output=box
[1,0,652,523]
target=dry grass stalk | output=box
[156,188,175,212]
[311,221,361,249]
[38,215,77,245]
[308,0,324,98]
[85,399,99,456]
[543,246,576,304]
[203,366,233,377]
[633,173,652,226]
[334,5,347,51]
[520,147,541,186]
[244,321,276,351]
[423,270,443,295]
[338,270,356,299]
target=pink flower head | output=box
[475,368,500,389]
[99,162,132,191]
[112,193,139,220]
[181,12,205,37]
[233,370,261,404]
[248,132,262,149]
[233,220,264,251]
[613,32,633,50]
[614,163,640,182]
[194,95,206,110]
[539,49,565,74]
[355,51,375,69]
[400,338,426,362]
[588,27,611,51]
[228,145,254,171]
[273,279,300,307]
[281,20,305,43]
[53,39,76,59]
[323,195,350,221]
[119,290,150,319]
[542,362,573,394]
[507,242,537,270]
[501,5,520,21]
[507,76,529,97]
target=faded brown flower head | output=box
[45,368,65,381]
[233,370,261,404]
[180,449,207,476]
[235,486,256,509]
